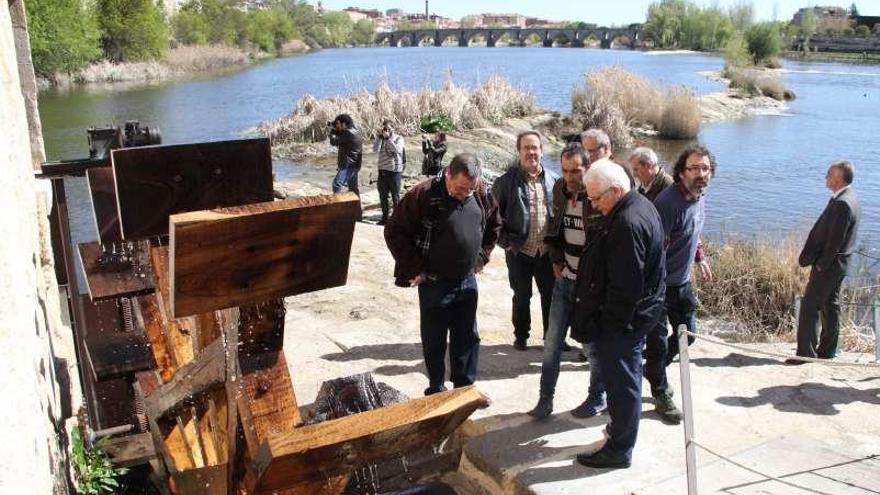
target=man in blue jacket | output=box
[492,131,558,350]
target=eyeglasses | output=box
[684,165,712,174]
[587,188,611,203]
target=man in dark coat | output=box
[329,113,363,195]
[384,153,501,394]
[790,160,860,362]
[571,159,666,469]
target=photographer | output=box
[421,132,447,177]
[373,120,406,225]
[329,114,363,196]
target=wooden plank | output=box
[135,371,183,474]
[171,464,227,495]
[84,331,155,380]
[133,294,177,382]
[238,300,285,355]
[112,138,273,240]
[151,247,195,367]
[143,337,226,421]
[78,240,155,302]
[86,166,122,244]
[251,386,488,492]
[102,432,156,467]
[222,307,243,494]
[237,351,301,457]
[169,193,360,318]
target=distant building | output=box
[791,6,849,26]
[344,7,383,20]
[481,13,527,28]
[386,8,404,18]
[854,15,880,30]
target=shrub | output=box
[725,67,787,101]
[71,425,128,494]
[745,22,783,65]
[695,237,808,339]
[419,113,454,133]
[855,25,871,36]
[722,32,751,69]
[657,87,701,139]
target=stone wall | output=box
[794,34,880,53]
[0,1,72,493]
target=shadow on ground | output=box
[690,352,780,368]
[716,382,880,415]
[321,343,590,381]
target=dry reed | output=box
[658,87,702,139]
[257,75,537,146]
[725,67,787,101]
[163,44,251,72]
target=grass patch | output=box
[257,74,537,145]
[163,44,251,72]
[723,66,788,101]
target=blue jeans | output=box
[539,277,605,400]
[418,275,481,394]
[332,166,360,195]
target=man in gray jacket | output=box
[492,131,558,350]
[790,160,860,362]
[374,120,407,225]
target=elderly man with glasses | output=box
[571,158,666,469]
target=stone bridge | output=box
[376,26,645,49]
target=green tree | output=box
[25,0,102,77]
[173,9,209,44]
[175,0,246,46]
[96,0,168,61]
[799,8,817,52]
[245,8,294,52]
[722,31,750,67]
[350,19,376,45]
[321,11,354,47]
[728,2,753,32]
[849,3,860,17]
[745,22,782,64]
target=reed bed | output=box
[257,75,537,146]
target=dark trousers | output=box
[797,267,846,358]
[596,328,646,463]
[377,170,402,221]
[332,165,360,195]
[505,250,554,341]
[418,275,480,394]
[644,282,696,396]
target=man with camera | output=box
[374,120,407,225]
[329,114,363,196]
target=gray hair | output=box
[581,128,611,150]
[585,158,631,194]
[448,153,482,179]
[630,147,658,169]
[830,159,854,184]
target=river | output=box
[37,47,880,270]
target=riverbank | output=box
[38,41,312,89]
[782,50,880,65]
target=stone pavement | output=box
[282,223,880,494]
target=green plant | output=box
[25,0,102,78]
[419,113,454,133]
[745,22,783,65]
[71,425,129,495]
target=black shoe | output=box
[528,396,553,420]
[654,393,683,424]
[785,358,807,365]
[513,339,528,351]
[576,448,631,469]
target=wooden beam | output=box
[86,166,122,244]
[143,337,227,421]
[102,432,156,467]
[132,294,177,382]
[84,331,155,380]
[112,138,273,240]
[169,193,360,318]
[78,240,155,302]
[237,351,301,458]
[151,247,195,367]
[250,386,489,493]
[238,299,285,355]
[171,464,227,495]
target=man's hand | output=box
[696,260,713,283]
[553,263,563,280]
[409,273,427,287]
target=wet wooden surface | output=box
[79,240,155,301]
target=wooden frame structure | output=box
[53,138,489,494]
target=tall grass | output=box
[257,75,537,146]
[163,44,251,72]
[696,236,877,353]
[723,67,788,101]
[571,66,701,147]
[71,45,251,84]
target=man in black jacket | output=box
[790,160,860,362]
[492,131,558,350]
[384,154,501,394]
[571,159,666,469]
[329,113,363,196]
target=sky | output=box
[316,0,880,26]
